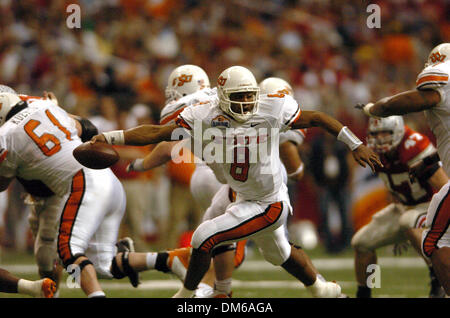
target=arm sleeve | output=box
[280,95,302,131]
[416,66,448,105]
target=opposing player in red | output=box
[357,43,450,295]
[351,116,448,298]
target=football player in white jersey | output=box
[128,69,308,296]
[357,43,450,295]
[92,65,381,298]
[0,93,137,298]
[351,116,448,298]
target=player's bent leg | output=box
[64,253,104,297]
[421,181,450,295]
[172,248,212,298]
[351,203,405,297]
[253,226,341,298]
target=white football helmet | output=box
[367,116,405,154]
[259,77,293,96]
[0,92,22,126]
[165,64,210,103]
[424,43,450,67]
[0,85,17,94]
[217,66,260,123]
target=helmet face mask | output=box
[424,43,450,68]
[367,116,405,154]
[217,66,260,123]
[165,65,210,103]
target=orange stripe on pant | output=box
[57,170,86,266]
[423,187,450,257]
[199,202,283,253]
[234,240,247,268]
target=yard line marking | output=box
[58,279,355,291]
[0,256,426,274]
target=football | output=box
[73,142,119,169]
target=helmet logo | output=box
[217,76,227,86]
[429,52,446,64]
[173,74,192,87]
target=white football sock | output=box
[17,279,41,297]
[172,286,195,298]
[145,252,158,269]
[88,291,106,298]
[214,278,232,295]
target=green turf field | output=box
[0,243,435,299]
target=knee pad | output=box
[212,244,236,257]
[110,251,140,287]
[259,239,291,266]
[191,220,216,251]
[63,253,93,276]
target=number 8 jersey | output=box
[0,99,83,196]
[176,93,301,202]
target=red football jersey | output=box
[376,126,437,206]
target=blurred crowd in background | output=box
[0,0,448,255]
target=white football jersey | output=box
[0,99,83,196]
[160,87,218,125]
[416,61,450,175]
[177,94,301,201]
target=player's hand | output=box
[393,241,409,256]
[90,134,107,144]
[352,144,383,172]
[354,103,366,111]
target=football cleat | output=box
[39,278,56,298]
[116,237,135,253]
[195,289,232,298]
[115,237,140,288]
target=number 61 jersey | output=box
[176,93,301,202]
[0,99,83,197]
[375,126,438,206]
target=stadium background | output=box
[0,0,449,298]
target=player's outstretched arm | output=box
[356,89,441,118]
[127,140,184,172]
[291,110,382,172]
[91,124,179,146]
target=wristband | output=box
[337,126,363,151]
[102,130,125,145]
[362,102,382,118]
[128,158,145,172]
[288,162,305,178]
